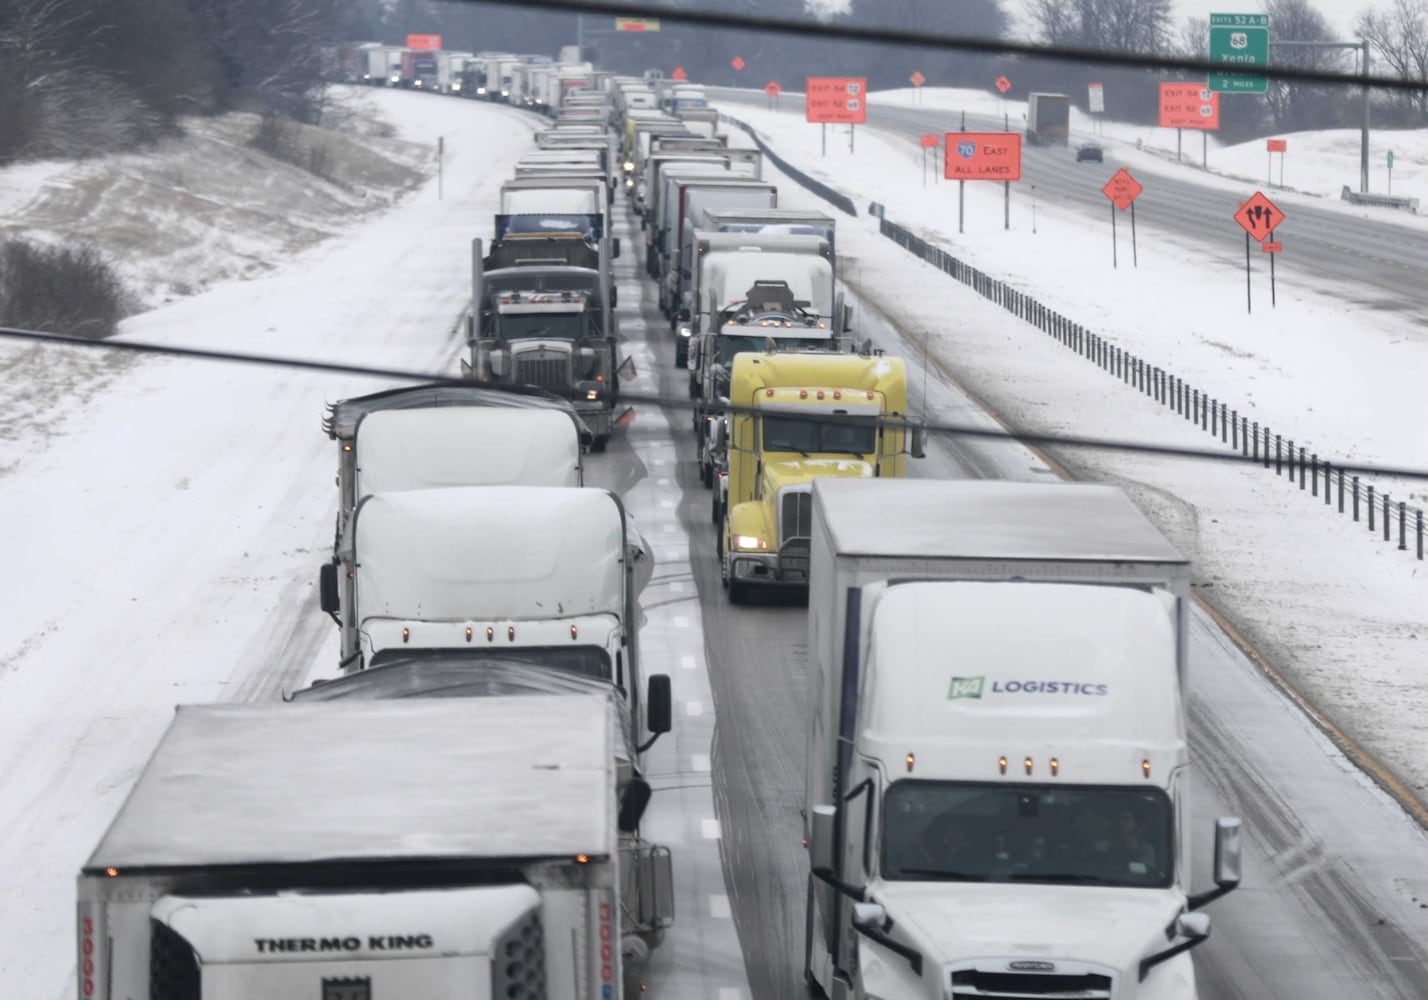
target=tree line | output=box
[2,0,1426,165]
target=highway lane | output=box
[624,199,1428,996]
[714,89,1428,316]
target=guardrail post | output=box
[1252,421,1259,461]
[1400,501,1408,551]
[1233,411,1240,451]
[1211,402,1218,437]
[1221,404,1228,443]
[1202,396,1210,431]
[1383,494,1391,541]
[1340,469,1346,513]
[1311,455,1318,497]
[1366,483,1373,528]
[1323,460,1331,504]
[1298,446,1306,489]
[1275,434,1282,475]
[1417,510,1423,559]
[1287,440,1295,481]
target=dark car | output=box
[1077,143,1105,163]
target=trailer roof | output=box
[813,479,1187,565]
[86,697,615,871]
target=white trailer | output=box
[78,696,636,1000]
[803,478,1243,1000]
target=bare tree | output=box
[1026,0,1174,52]
[1357,0,1428,120]
[1177,15,1210,57]
[1264,0,1347,131]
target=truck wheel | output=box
[590,435,609,454]
[711,492,723,524]
[701,460,713,490]
[674,338,688,369]
[689,374,700,400]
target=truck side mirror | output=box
[909,421,927,460]
[842,303,853,332]
[1139,912,1211,981]
[1213,817,1243,889]
[809,804,836,875]
[617,775,653,833]
[851,902,889,934]
[318,562,339,616]
[646,674,672,735]
[459,356,473,378]
[1188,817,1243,910]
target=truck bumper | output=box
[576,402,614,440]
[729,550,810,588]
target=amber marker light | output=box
[998,756,1008,775]
[401,627,410,644]
[905,752,915,773]
[486,627,494,642]
[106,867,119,877]
[464,627,473,643]
[1142,759,1152,778]
[570,624,579,640]
[1024,756,1033,775]
[576,854,589,864]
[1050,758,1060,776]
[507,626,516,642]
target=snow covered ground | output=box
[714,99,1428,809]
[0,88,541,997]
[873,86,1428,226]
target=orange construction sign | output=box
[920,134,939,148]
[1234,191,1284,241]
[944,132,1022,181]
[1262,242,1283,253]
[910,71,926,87]
[406,34,442,50]
[1101,168,1143,211]
[1267,138,1287,152]
[731,56,746,71]
[806,77,868,124]
[1159,83,1220,129]
[995,75,1012,93]
[671,66,687,80]
[765,81,782,97]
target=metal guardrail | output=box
[1340,186,1419,213]
[869,199,1423,560]
[713,115,1423,560]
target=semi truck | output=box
[321,485,644,674]
[718,352,922,602]
[1026,92,1071,146]
[656,175,776,315]
[400,48,440,91]
[802,478,1244,1000]
[77,696,648,1000]
[466,235,622,449]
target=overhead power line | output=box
[5,325,1426,483]
[456,0,1428,93]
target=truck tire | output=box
[674,338,688,369]
[701,459,713,490]
[590,435,609,454]
[728,577,752,604]
[711,491,723,524]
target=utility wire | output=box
[5,325,1426,483]
[455,0,1428,94]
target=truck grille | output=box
[492,906,547,1000]
[150,920,200,1000]
[516,356,569,394]
[778,489,813,546]
[950,968,1113,999]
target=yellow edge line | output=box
[854,269,1428,830]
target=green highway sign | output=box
[1387,150,1395,168]
[1209,13,1270,94]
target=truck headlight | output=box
[733,535,767,550]
[623,160,635,172]
[678,325,693,339]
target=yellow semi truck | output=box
[718,351,923,603]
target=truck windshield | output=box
[365,647,612,683]
[720,334,825,366]
[762,414,876,455]
[881,781,1173,889]
[499,313,586,340]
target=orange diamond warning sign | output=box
[1234,191,1283,241]
[1101,168,1143,211]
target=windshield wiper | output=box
[891,868,990,882]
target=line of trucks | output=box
[76,58,1242,1000]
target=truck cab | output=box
[719,352,922,603]
[803,479,1244,1000]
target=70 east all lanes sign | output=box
[944,133,1022,181]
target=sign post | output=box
[1088,83,1105,135]
[806,76,867,159]
[1266,138,1286,185]
[1233,191,1284,314]
[1101,168,1144,268]
[910,70,925,105]
[944,132,1022,233]
[1388,149,1395,193]
[1209,14,1270,93]
[765,80,781,111]
[920,134,939,186]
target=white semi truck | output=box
[803,478,1243,1000]
[77,696,644,1000]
